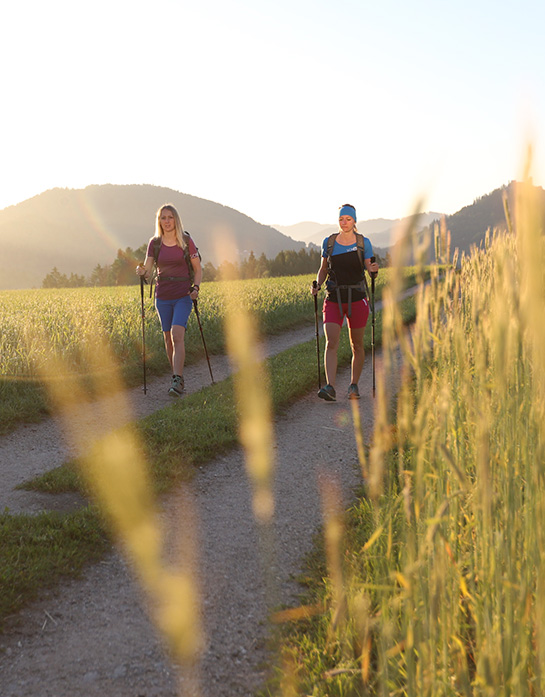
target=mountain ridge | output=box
[424,181,545,259]
[0,184,306,290]
[273,213,443,249]
[3,181,543,290]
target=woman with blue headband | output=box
[310,203,379,401]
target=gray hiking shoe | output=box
[347,383,360,400]
[318,384,336,402]
[168,374,185,397]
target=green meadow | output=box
[0,270,421,434]
[0,270,419,632]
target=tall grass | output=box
[0,278,315,382]
[1,263,422,689]
[0,277,319,432]
[1,272,423,379]
[0,271,424,434]
[270,181,545,695]
[0,267,414,684]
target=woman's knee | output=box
[325,337,340,352]
[171,325,186,346]
[324,324,341,351]
[350,338,364,353]
[349,327,365,353]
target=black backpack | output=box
[325,232,370,317]
[325,232,367,274]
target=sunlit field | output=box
[0,270,422,433]
[0,262,416,681]
[0,277,315,380]
[268,181,545,695]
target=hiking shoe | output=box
[347,383,360,400]
[318,384,336,402]
[168,374,185,397]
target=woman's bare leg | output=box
[323,322,341,386]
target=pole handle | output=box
[370,255,378,281]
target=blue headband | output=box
[339,205,357,222]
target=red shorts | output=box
[323,298,369,329]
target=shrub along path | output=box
[0,296,407,697]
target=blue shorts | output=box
[155,295,193,332]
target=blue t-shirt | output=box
[321,236,373,260]
[321,234,373,303]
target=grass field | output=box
[0,267,424,628]
[0,270,423,434]
[0,290,418,631]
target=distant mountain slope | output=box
[432,182,545,257]
[275,183,545,264]
[0,185,306,290]
[271,222,335,245]
[274,213,442,250]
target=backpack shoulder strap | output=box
[149,237,162,298]
[326,233,339,266]
[153,237,161,265]
[354,232,366,271]
[182,230,201,284]
[355,232,371,298]
[327,232,365,267]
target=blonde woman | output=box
[311,204,379,401]
[136,204,202,396]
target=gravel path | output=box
[0,324,315,515]
[0,319,392,697]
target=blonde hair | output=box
[154,204,187,250]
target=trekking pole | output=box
[139,275,147,395]
[312,281,321,390]
[192,298,215,384]
[370,256,377,398]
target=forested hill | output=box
[431,181,545,257]
[0,184,306,290]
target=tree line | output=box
[41,245,315,288]
[42,244,387,288]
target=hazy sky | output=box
[2,0,544,225]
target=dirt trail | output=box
[0,324,315,515]
[0,318,397,697]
